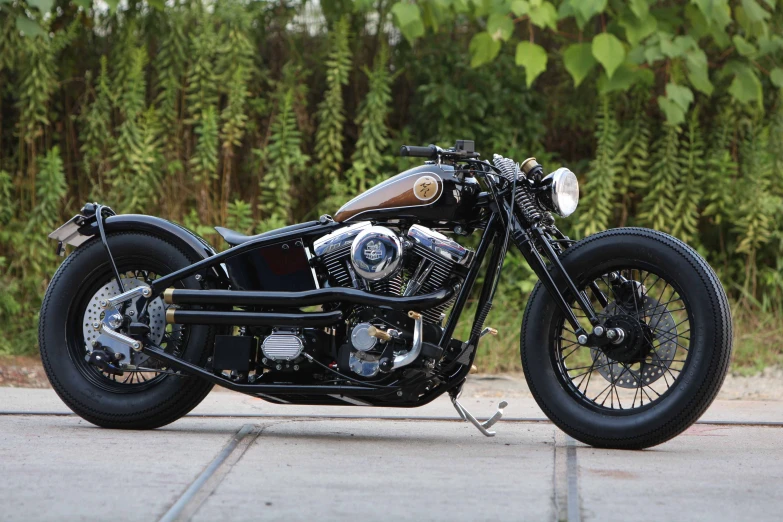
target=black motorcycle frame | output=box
[71,162,602,406]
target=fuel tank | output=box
[334,164,479,224]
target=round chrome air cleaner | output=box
[350,226,404,282]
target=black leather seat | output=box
[214,221,320,247]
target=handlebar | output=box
[399,144,439,159]
[399,140,479,161]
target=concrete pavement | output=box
[0,382,782,521]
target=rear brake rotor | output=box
[591,297,678,389]
[82,278,167,365]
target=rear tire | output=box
[521,228,732,449]
[39,232,214,429]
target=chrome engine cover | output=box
[261,333,304,361]
[350,322,378,352]
[350,226,404,282]
[406,225,474,267]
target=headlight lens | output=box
[542,167,579,217]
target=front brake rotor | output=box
[82,278,167,366]
[591,296,678,389]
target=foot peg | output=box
[451,396,508,437]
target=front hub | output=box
[600,315,649,364]
[590,293,679,389]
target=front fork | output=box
[510,214,610,347]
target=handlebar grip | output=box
[400,145,438,159]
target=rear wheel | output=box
[39,232,214,429]
[521,228,732,449]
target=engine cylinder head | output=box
[350,226,404,282]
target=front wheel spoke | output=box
[653,331,691,353]
[594,365,629,406]
[561,343,581,361]
[568,360,614,381]
[649,326,691,343]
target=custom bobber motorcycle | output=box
[42,140,732,449]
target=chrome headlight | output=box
[540,167,579,217]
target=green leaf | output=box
[740,0,770,23]
[28,0,53,12]
[529,1,558,30]
[391,1,419,25]
[563,43,596,87]
[657,96,686,125]
[644,43,664,64]
[511,0,529,16]
[391,2,425,45]
[758,35,783,56]
[592,33,626,79]
[685,49,714,95]
[15,16,47,38]
[659,33,697,58]
[104,0,119,13]
[771,67,783,88]
[619,11,657,45]
[487,13,514,41]
[515,41,548,87]
[597,63,652,93]
[72,0,92,8]
[666,83,694,112]
[728,64,763,105]
[469,32,501,68]
[692,0,732,27]
[147,0,164,10]
[629,0,649,19]
[574,0,606,22]
[732,35,757,57]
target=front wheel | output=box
[521,228,732,449]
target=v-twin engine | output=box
[313,222,474,325]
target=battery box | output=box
[212,335,257,372]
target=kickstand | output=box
[450,394,508,437]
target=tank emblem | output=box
[413,176,438,201]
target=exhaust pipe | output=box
[162,286,455,309]
[165,309,343,327]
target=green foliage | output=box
[576,97,621,237]
[345,46,395,194]
[638,124,683,233]
[314,17,351,191]
[226,199,254,234]
[0,0,782,363]
[671,112,706,243]
[392,0,783,125]
[80,58,114,198]
[258,64,309,225]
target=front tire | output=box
[521,228,732,449]
[39,232,214,429]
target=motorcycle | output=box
[41,140,732,449]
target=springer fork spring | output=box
[492,155,542,224]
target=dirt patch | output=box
[0,355,50,388]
